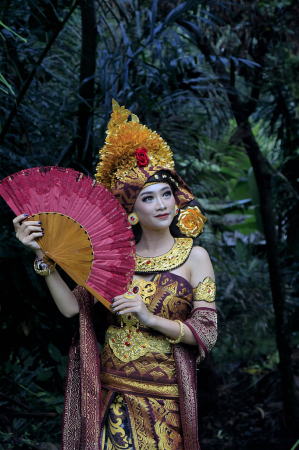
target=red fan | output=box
[0,167,136,309]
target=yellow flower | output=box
[177,206,207,238]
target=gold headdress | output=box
[95,100,174,190]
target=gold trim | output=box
[135,238,193,273]
[127,279,157,305]
[105,326,173,362]
[100,372,179,398]
[193,276,216,302]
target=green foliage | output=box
[0,347,64,447]
[0,0,299,446]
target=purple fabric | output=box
[62,288,217,450]
[62,286,102,450]
[175,307,218,450]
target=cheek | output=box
[134,199,155,216]
[168,195,176,208]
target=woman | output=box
[13,100,217,450]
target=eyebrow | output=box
[139,186,170,197]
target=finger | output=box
[116,308,138,315]
[112,301,136,311]
[21,225,44,237]
[113,294,126,301]
[113,294,142,304]
[13,214,29,231]
[112,296,143,306]
[21,232,44,244]
[112,297,128,305]
[17,222,42,236]
[23,220,42,226]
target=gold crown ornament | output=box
[177,206,207,238]
[95,100,174,190]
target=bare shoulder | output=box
[189,245,210,263]
[188,245,215,287]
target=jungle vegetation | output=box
[0,0,299,448]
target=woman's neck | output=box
[135,228,174,257]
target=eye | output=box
[142,195,154,202]
[163,190,172,198]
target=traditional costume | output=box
[62,100,218,450]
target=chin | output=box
[152,217,173,229]
[139,215,174,231]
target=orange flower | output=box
[177,206,207,238]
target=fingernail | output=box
[38,221,42,225]
[23,214,28,217]
[42,233,44,236]
[117,312,121,315]
[41,228,44,231]
[112,298,115,303]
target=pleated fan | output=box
[0,167,136,308]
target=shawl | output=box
[61,287,217,450]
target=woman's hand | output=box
[13,214,44,257]
[111,294,154,327]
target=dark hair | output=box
[132,171,205,243]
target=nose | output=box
[156,196,166,211]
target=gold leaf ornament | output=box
[95,100,174,190]
[177,206,207,238]
[193,276,216,303]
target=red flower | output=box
[135,148,149,167]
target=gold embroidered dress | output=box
[100,270,193,449]
[64,244,217,450]
[61,101,218,450]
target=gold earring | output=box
[175,205,179,216]
[128,212,139,225]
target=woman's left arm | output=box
[112,246,216,345]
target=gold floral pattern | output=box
[193,276,216,303]
[135,238,193,273]
[177,206,207,238]
[95,100,174,190]
[105,327,172,362]
[126,279,157,305]
[101,393,133,449]
[125,394,183,450]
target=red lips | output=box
[155,213,170,219]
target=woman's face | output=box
[133,182,176,230]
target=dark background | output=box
[0,1,299,449]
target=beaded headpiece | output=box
[95,100,195,215]
[95,100,207,239]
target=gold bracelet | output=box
[34,258,56,277]
[166,320,185,344]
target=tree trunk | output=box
[233,121,299,436]
[225,85,299,438]
[178,21,299,436]
[77,0,97,173]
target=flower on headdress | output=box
[177,206,207,238]
[136,148,150,167]
[96,100,174,189]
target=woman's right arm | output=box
[13,214,79,318]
